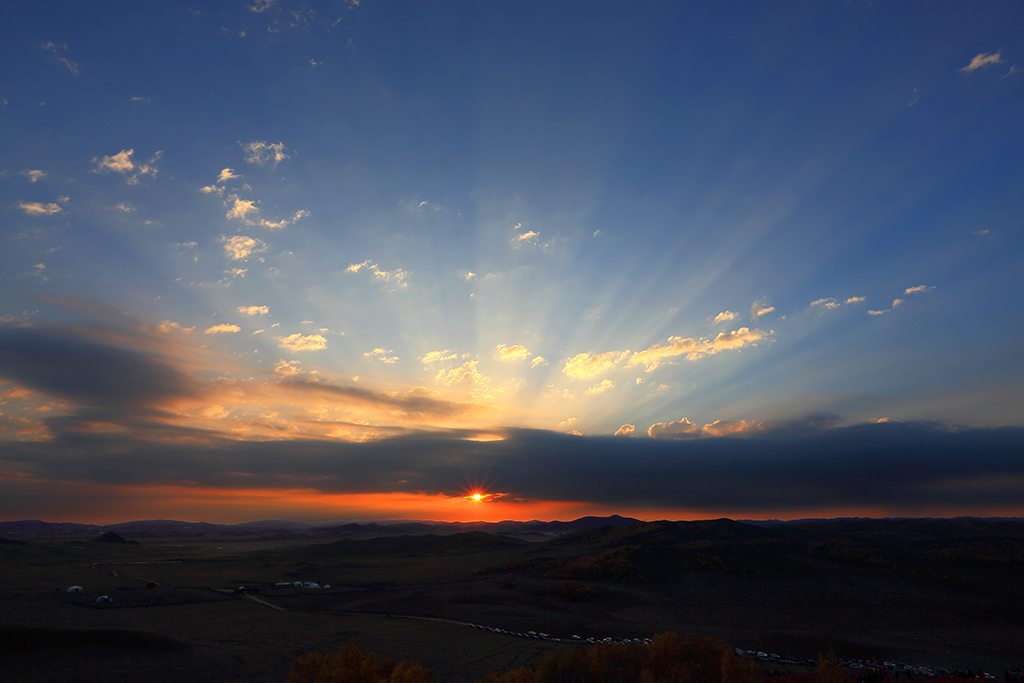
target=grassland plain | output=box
[1,518,1022,682]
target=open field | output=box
[2,518,1022,682]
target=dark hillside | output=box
[318,531,529,558]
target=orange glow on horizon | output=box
[4,479,1024,526]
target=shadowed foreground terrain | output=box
[1,517,1022,682]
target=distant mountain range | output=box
[1,514,1021,542]
[0,514,644,541]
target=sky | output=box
[1,1,1022,525]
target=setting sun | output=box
[472,493,482,502]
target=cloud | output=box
[613,424,634,437]
[0,325,198,418]
[421,350,459,364]
[648,417,700,439]
[220,235,268,260]
[218,168,240,184]
[23,170,46,182]
[530,356,548,368]
[562,350,629,379]
[277,379,472,421]
[227,196,259,222]
[241,140,289,166]
[584,379,615,395]
[2,419,1021,517]
[699,419,766,437]
[238,305,269,316]
[156,321,194,335]
[648,417,767,440]
[0,322,1019,518]
[435,361,487,386]
[627,327,770,371]
[845,296,866,305]
[249,0,277,12]
[204,324,241,335]
[277,333,327,352]
[346,260,409,287]
[810,298,840,310]
[260,209,309,230]
[364,348,399,364]
[92,149,162,184]
[510,222,547,249]
[0,305,478,450]
[959,52,1003,73]
[274,360,302,376]
[494,344,531,361]
[40,42,80,74]
[712,311,738,325]
[563,330,768,379]
[904,285,934,295]
[18,201,63,216]
[868,298,904,316]
[751,301,775,319]
[222,190,307,228]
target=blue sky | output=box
[1,1,1022,523]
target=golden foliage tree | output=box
[473,632,759,683]
[640,632,757,683]
[817,650,854,683]
[288,643,432,683]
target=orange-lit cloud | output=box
[1,305,1022,525]
[628,327,769,371]
[220,234,268,260]
[584,379,614,395]
[238,305,269,316]
[347,260,409,287]
[241,140,289,166]
[494,343,531,361]
[422,350,459,364]
[364,348,399,364]
[277,333,327,351]
[92,149,161,184]
[712,311,738,324]
[18,200,64,215]
[751,301,775,319]
[562,350,628,379]
[648,417,766,439]
[204,323,241,334]
[435,360,487,387]
[959,52,1002,73]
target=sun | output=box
[472,493,482,502]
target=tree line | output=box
[288,632,855,683]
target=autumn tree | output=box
[288,643,432,683]
[475,632,757,683]
[640,633,757,683]
[817,650,853,683]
